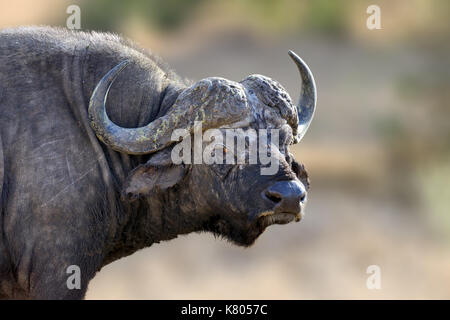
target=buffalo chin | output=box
[202,216,266,247]
[203,211,301,248]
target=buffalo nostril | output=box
[300,192,306,203]
[265,191,282,204]
[264,180,307,214]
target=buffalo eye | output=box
[211,164,234,181]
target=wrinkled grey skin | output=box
[0,26,310,299]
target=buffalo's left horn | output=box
[288,50,317,143]
[89,61,249,155]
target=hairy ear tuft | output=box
[292,160,310,190]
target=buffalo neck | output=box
[102,185,204,267]
[67,43,191,266]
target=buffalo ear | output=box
[122,163,185,201]
[292,160,310,191]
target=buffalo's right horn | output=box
[288,51,317,143]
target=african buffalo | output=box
[0,26,316,299]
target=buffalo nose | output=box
[264,180,306,214]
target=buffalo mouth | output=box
[258,210,303,227]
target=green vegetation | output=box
[78,0,207,32]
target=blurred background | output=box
[1,0,449,299]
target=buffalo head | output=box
[89,51,316,246]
